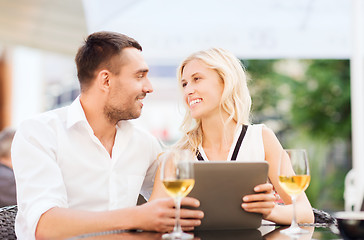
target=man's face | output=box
[104,47,153,123]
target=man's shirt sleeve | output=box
[11,118,68,239]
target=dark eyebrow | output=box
[135,69,149,74]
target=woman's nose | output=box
[184,83,195,95]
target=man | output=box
[11,31,202,239]
[0,127,17,207]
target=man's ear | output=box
[97,70,111,91]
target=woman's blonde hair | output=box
[174,47,251,153]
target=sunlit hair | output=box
[174,47,251,153]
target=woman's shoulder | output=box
[259,124,279,143]
[246,123,274,135]
[258,125,283,161]
[245,124,279,148]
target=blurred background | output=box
[0,0,363,213]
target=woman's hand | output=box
[241,183,276,219]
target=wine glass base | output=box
[280,226,309,235]
[162,231,194,239]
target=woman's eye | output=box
[182,82,187,88]
[194,77,200,81]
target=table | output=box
[70,224,343,240]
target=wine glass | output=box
[160,149,195,239]
[278,149,311,235]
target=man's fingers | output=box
[181,197,200,207]
[150,197,203,232]
[180,208,204,219]
[181,226,195,232]
[179,218,202,227]
[160,197,177,207]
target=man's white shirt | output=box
[11,97,161,239]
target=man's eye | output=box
[137,74,144,78]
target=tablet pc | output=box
[187,161,269,231]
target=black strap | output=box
[196,125,248,161]
[197,151,204,161]
[231,125,248,160]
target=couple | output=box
[11,31,314,239]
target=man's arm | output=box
[35,198,202,239]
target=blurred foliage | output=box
[243,60,293,122]
[291,60,351,141]
[243,59,351,211]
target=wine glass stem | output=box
[290,195,299,229]
[174,196,182,233]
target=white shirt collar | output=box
[66,96,127,133]
[66,96,89,129]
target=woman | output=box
[151,48,314,225]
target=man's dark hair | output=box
[75,31,142,91]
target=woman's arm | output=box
[261,126,314,224]
[149,166,170,200]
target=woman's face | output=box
[181,59,224,120]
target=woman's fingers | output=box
[241,183,276,218]
[242,201,275,210]
[253,183,273,193]
[243,192,276,203]
[242,182,275,203]
[243,207,274,216]
[242,201,275,218]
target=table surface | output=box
[70,224,343,240]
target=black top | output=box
[0,163,17,207]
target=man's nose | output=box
[143,77,153,93]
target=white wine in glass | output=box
[278,149,311,235]
[163,179,195,198]
[160,149,195,240]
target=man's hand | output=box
[241,183,276,219]
[136,197,203,232]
